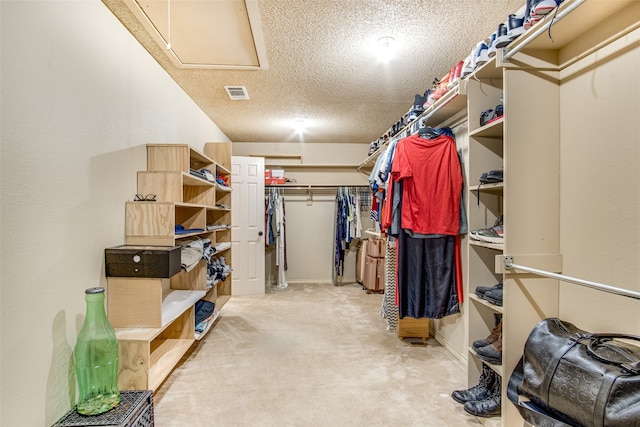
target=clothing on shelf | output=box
[265,188,288,289]
[206,256,232,290]
[179,237,207,272]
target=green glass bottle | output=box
[74,287,120,415]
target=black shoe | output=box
[463,375,502,417]
[480,169,503,183]
[483,287,503,306]
[474,280,503,298]
[451,364,496,404]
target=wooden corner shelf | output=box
[112,141,233,393]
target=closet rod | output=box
[503,256,640,300]
[502,0,585,61]
[265,185,368,190]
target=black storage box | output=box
[105,245,180,278]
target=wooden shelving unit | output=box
[353,1,638,424]
[108,142,233,392]
[465,1,638,425]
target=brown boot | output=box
[472,317,502,350]
[475,330,502,365]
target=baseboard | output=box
[434,330,467,367]
[267,280,336,285]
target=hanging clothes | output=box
[265,188,288,288]
[389,128,464,319]
[334,188,350,278]
[333,187,366,283]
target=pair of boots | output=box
[473,315,502,365]
[451,364,501,417]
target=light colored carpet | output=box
[154,282,483,426]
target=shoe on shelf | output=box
[504,13,525,42]
[408,93,426,121]
[475,330,502,365]
[474,280,503,299]
[493,102,504,121]
[473,317,502,350]
[470,216,502,241]
[475,224,504,244]
[451,363,497,404]
[479,169,503,184]
[475,41,490,67]
[473,216,504,244]
[484,286,504,306]
[463,375,502,417]
[489,24,508,56]
[461,49,476,78]
[447,60,464,89]
[479,108,495,127]
[486,31,498,58]
[470,218,496,241]
[531,0,560,18]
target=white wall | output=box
[0,1,229,425]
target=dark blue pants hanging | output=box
[397,230,460,319]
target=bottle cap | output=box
[85,287,105,294]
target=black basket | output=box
[52,391,153,427]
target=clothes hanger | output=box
[417,125,455,139]
[418,126,439,138]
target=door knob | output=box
[258,231,263,236]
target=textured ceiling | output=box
[103,0,524,144]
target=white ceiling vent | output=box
[225,86,250,100]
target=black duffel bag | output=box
[508,318,640,427]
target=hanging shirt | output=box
[391,133,462,235]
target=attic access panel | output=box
[125,0,268,69]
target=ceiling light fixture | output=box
[294,119,306,134]
[377,36,395,62]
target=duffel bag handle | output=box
[586,333,640,374]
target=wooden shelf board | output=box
[207,206,231,212]
[506,0,637,57]
[469,182,504,193]
[182,172,215,187]
[148,338,195,391]
[115,290,205,341]
[469,240,504,251]
[469,118,504,138]
[469,294,504,313]
[215,163,231,175]
[161,290,206,326]
[188,147,215,167]
[357,144,389,171]
[422,83,468,127]
[469,347,504,377]
[469,56,502,81]
[214,247,231,256]
[174,231,208,239]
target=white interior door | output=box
[231,156,265,295]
